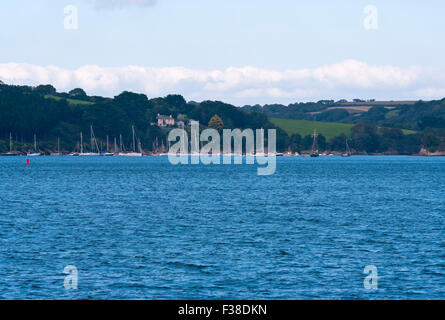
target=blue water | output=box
[0,156,443,300]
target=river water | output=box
[0,156,443,299]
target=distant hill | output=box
[271,118,417,141]
[0,83,444,154]
[271,118,354,141]
[317,100,417,115]
[0,83,286,153]
[243,99,445,137]
[45,95,95,106]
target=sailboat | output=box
[103,135,114,156]
[165,140,175,156]
[114,134,124,156]
[118,126,143,157]
[51,137,62,156]
[341,138,352,157]
[79,126,101,156]
[27,134,42,156]
[111,137,119,156]
[310,128,320,157]
[0,133,19,156]
[191,129,200,157]
[254,129,265,157]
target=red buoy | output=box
[26,158,30,165]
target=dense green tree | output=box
[351,122,381,153]
[302,135,313,151]
[35,84,57,95]
[328,134,348,152]
[418,116,445,130]
[69,88,87,98]
[421,134,441,152]
[289,133,302,152]
[380,127,404,140]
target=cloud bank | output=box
[1,60,444,105]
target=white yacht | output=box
[78,127,101,156]
[0,133,20,156]
[27,134,42,156]
[117,126,143,157]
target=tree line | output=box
[0,83,443,154]
[286,122,435,155]
[241,99,445,137]
[0,84,288,153]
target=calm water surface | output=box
[0,156,443,299]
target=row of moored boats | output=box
[1,127,353,157]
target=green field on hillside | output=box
[271,118,416,140]
[271,118,353,140]
[45,95,94,106]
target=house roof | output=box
[157,114,173,120]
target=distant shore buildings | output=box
[157,114,175,127]
[152,114,191,128]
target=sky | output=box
[0,0,445,105]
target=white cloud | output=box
[0,60,444,105]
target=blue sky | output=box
[1,0,445,104]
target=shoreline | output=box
[1,152,445,157]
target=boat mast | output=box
[90,125,94,153]
[57,137,60,154]
[9,132,12,152]
[80,132,83,154]
[182,128,186,154]
[114,137,117,153]
[312,128,318,154]
[90,125,100,153]
[132,125,136,152]
[106,135,109,153]
[34,134,37,151]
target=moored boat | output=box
[341,138,352,157]
[0,151,20,156]
[27,134,42,156]
[1,133,19,156]
[50,138,63,155]
[117,152,143,157]
[310,128,320,157]
[78,126,101,156]
[115,126,143,156]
